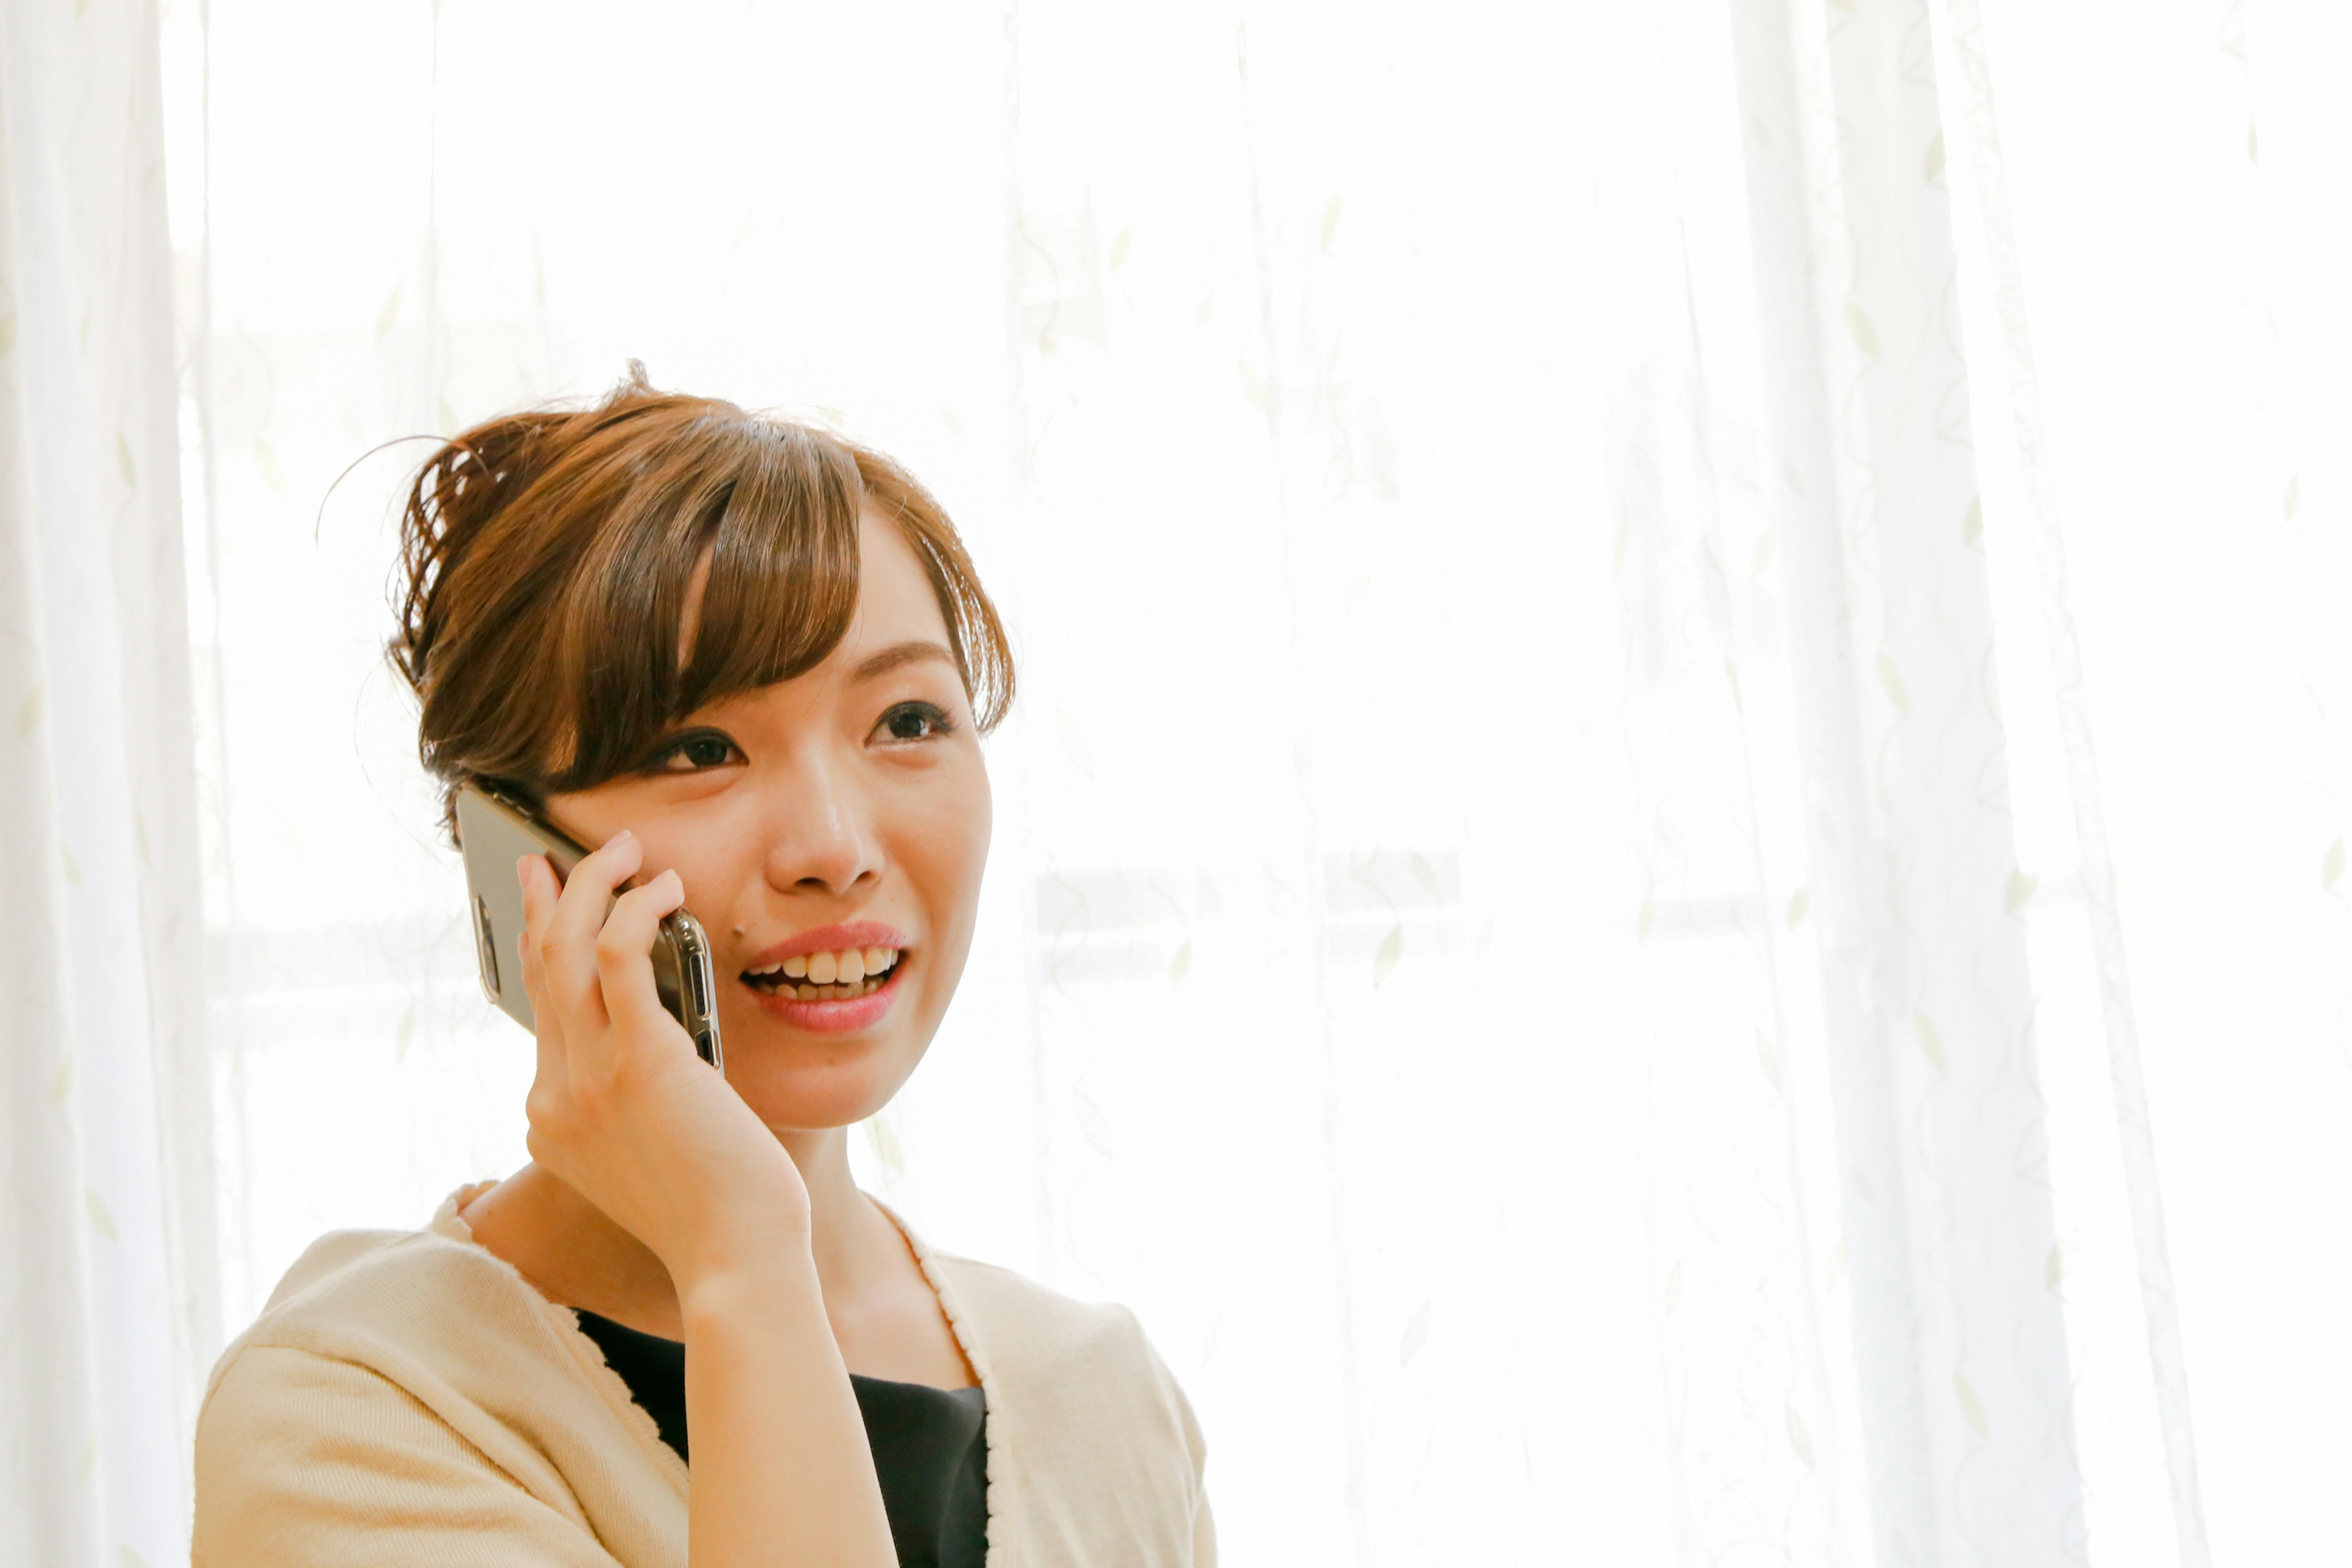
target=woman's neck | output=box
[459,1126,897,1341]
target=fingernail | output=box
[611,829,635,846]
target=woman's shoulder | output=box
[922,1246,1129,1336]
[922,1248,1164,1379]
[878,1201,1164,1378]
[911,1241,1212,1559]
[194,1186,682,1564]
[914,1240,1207,1468]
[208,1185,571,1391]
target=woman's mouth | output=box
[741,944,904,1003]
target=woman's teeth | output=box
[743,946,902,1001]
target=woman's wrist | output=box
[652,1180,818,1305]
[675,1246,827,1332]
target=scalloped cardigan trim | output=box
[192,1186,1213,1567]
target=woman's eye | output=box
[876,701,954,743]
[658,733,741,772]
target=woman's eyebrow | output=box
[851,639,958,682]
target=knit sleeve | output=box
[1163,1353,1215,1568]
[1122,1306,1216,1568]
[194,1344,623,1568]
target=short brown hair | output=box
[388,366,1014,838]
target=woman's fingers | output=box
[591,870,691,1050]
[536,829,644,1028]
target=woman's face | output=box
[542,511,992,1131]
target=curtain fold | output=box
[0,1,216,1565]
[1928,2,2212,1562]
[1732,1,2082,1559]
[1608,2,2082,1560]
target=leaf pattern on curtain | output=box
[1691,1,2082,1559]
[0,1,214,1565]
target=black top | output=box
[573,1309,989,1568]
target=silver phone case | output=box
[454,784,724,1070]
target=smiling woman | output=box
[187,370,1213,1568]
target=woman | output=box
[191,371,1214,1567]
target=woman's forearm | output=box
[680,1261,896,1568]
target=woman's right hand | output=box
[519,833,899,1567]
[514,830,809,1294]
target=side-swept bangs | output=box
[388,369,1014,834]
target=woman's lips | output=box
[738,920,912,971]
[742,953,907,1035]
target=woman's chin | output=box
[717,1035,917,1133]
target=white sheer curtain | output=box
[0,1,216,1565]
[91,0,2350,1564]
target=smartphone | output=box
[454,783,724,1071]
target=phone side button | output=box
[473,895,502,1003]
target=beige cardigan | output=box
[192,1188,1213,1566]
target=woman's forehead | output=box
[843,511,952,647]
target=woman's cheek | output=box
[899,763,989,980]
[941,757,992,911]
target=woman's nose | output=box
[759,761,881,897]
